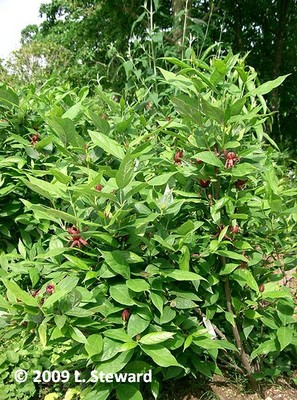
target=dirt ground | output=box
[156,374,297,400]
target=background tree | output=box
[1,0,296,151]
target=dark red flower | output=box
[30,133,40,146]
[67,226,88,249]
[235,179,247,190]
[224,151,240,169]
[174,150,184,165]
[196,159,203,164]
[121,308,130,322]
[95,184,103,191]
[229,225,240,234]
[46,284,55,295]
[199,179,210,188]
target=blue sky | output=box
[0,0,50,60]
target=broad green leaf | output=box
[141,345,181,367]
[192,151,223,168]
[116,385,143,400]
[64,255,91,271]
[101,251,130,279]
[178,246,190,271]
[139,331,174,345]
[248,74,289,96]
[2,279,38,307]
[69,326,87,344]
[171,95,202,124]
[277,326,293,351]
[62,101,82,120]
[147,172,177,186]
[85,334,103,357]
[0,87,19,107]
[219,263,239,276]
[232,269,258,292]
[127,315,151,338]
[150,292,164,315]
[201,98,224,124]
[175,220,195,235]
[88,130,125,160]
[164,270,205,281]
[42,276,79,308]
[104,329,131,342]
[38,321,47,347]
[216,250,249,262]
[126,279,150,292]
[110,284,135,306]
[116,152,135,189]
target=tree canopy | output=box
[1,0,296,150]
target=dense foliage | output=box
[0,51,296,399]
[1,0,295,151]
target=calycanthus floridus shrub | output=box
[0,51,296,399]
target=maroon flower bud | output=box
[196,159,203,164]
[199,179,210,188]
[259,283,265,292]
[95,184,103,191]
[21,321,28,327]
[121,308,130,322]
[235,179,247,190]
[230,225,240,234]
[31,289,40,298]
[174,150,184,165]
[46,284,55,295]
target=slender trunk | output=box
[171,0,192,46]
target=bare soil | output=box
[154,375,297,400]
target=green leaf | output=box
[0,87,19,107]
[150,292,164,315]
[54,315,67,330]
[48,117,84,148]
[171,95,202,124]
[248,74,289,96]
[101,251,130,279]
[192,151,223,168]
[216,250,249,262]
[164,270,205,281]
[147,172,177,186]
[175,221,195,235]
[277,326,293,351]
[141,345,181,367]
[232,269,259,291]
[85,334,103,357]
[127,314,150,338]
[126,279,150,292]
[219,263,239,275]
[38,321,47,347]
[62,101,82,120]
[200,98,224,124]
[110,284,135,306]
[2,279,38,307]
[116,384,143,400]
[69,326,87,344]
[178,246,190,271]
[42,276,79,309]
[139,331,174,345]
[88,130,125,160]
[116,152,135,189]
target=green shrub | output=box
[0,51,296,399]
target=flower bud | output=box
[46,284,55,295]
[121,308,130,322]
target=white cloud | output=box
[0,0,51,60]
